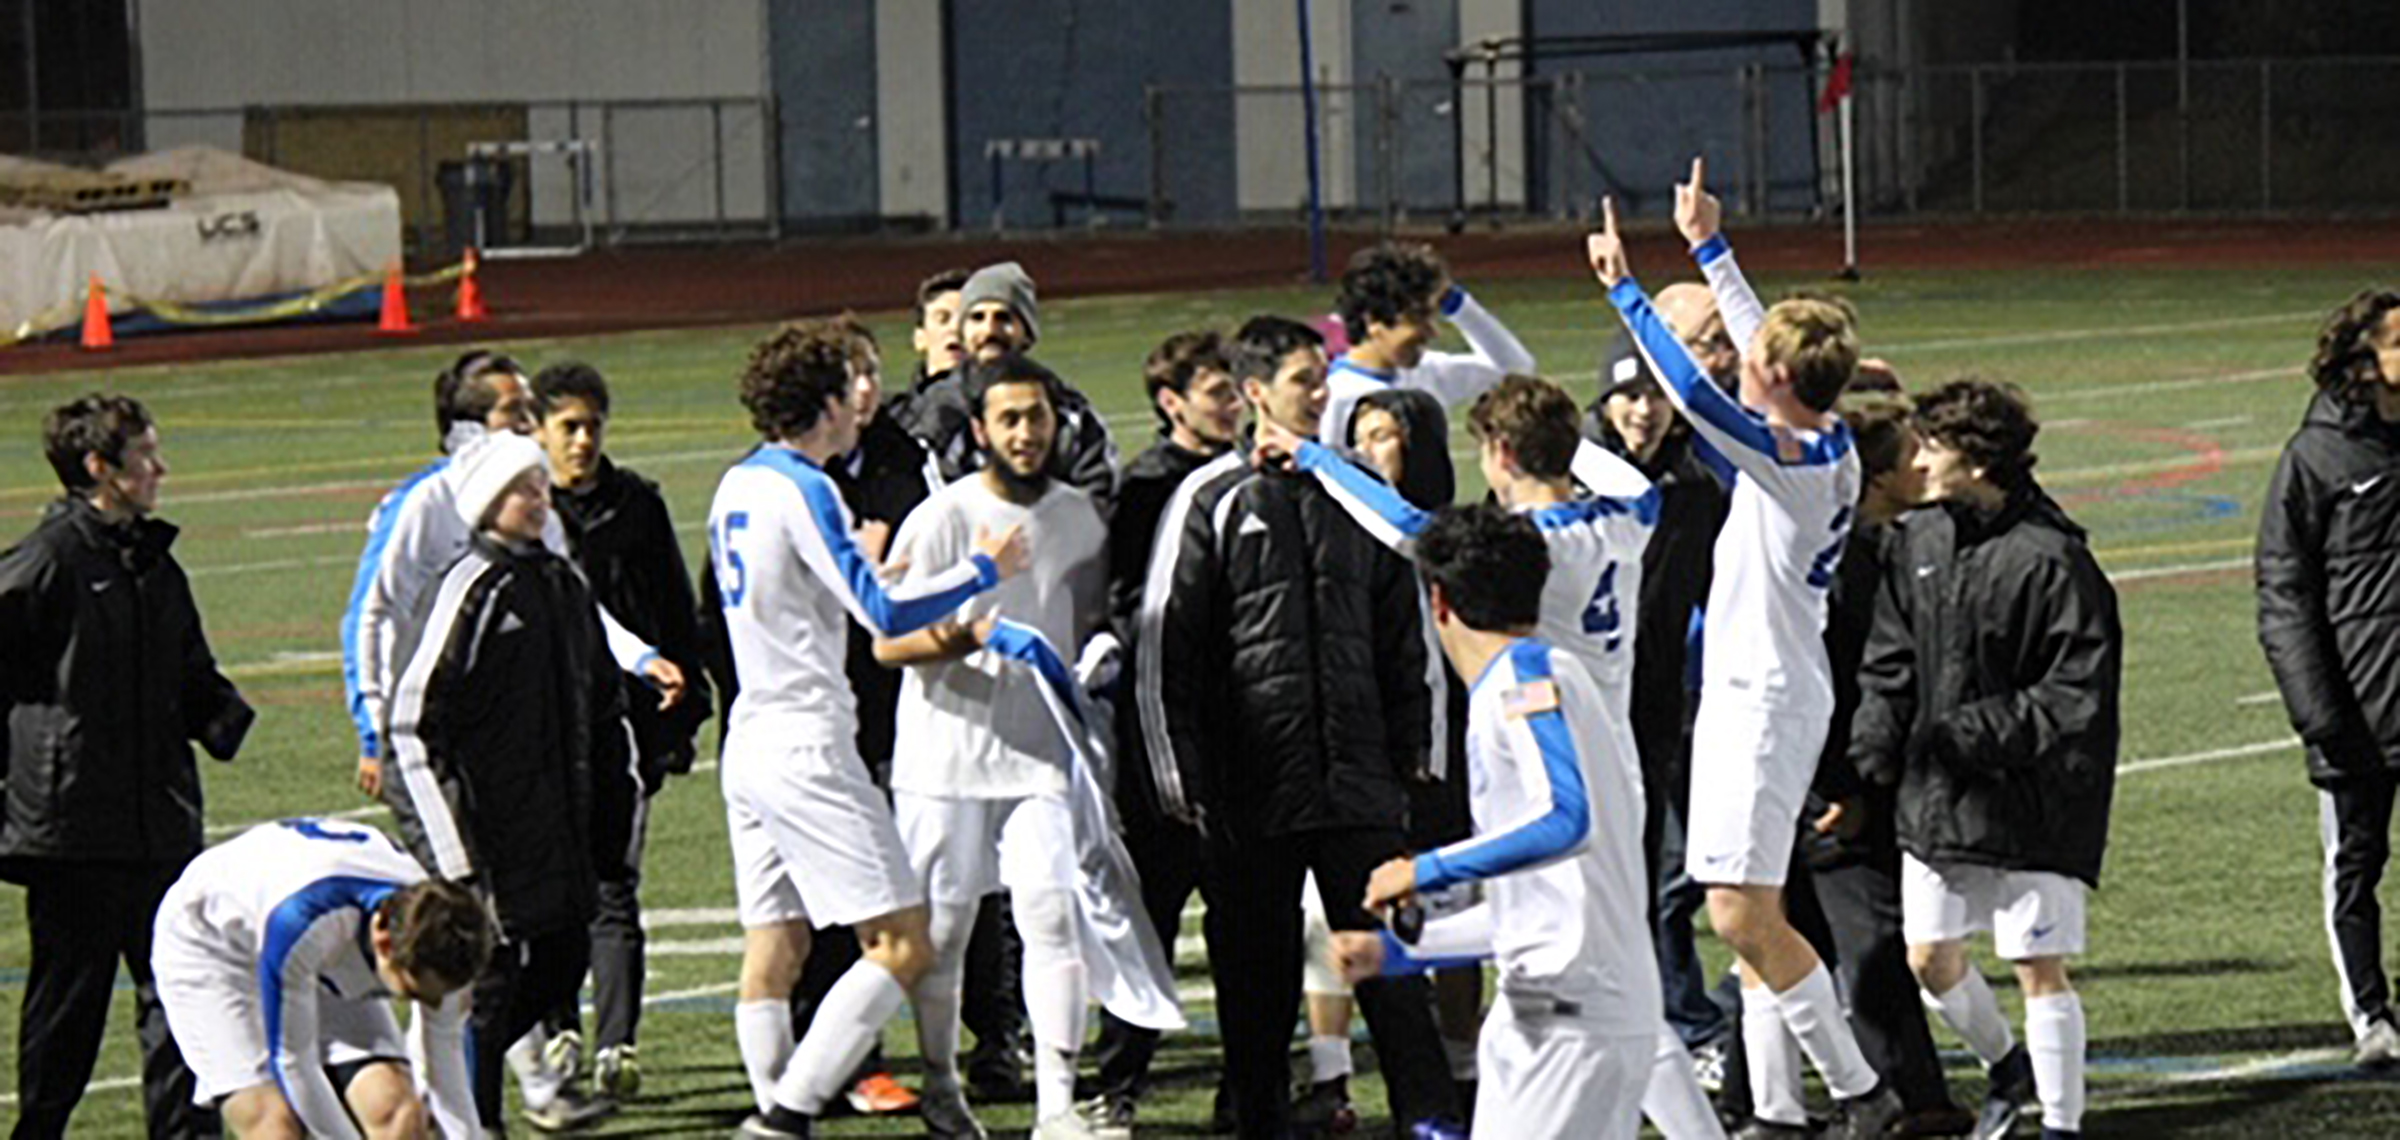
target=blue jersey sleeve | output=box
[1295,440,1431,553]
[1415,642,1592,892]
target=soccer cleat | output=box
[1975,1045,2034,1140]
[1894,1105,1978,1137]
[521,1087,617,1133]
[1078,1094,1137,1138]
[1733,1119,1820,1138]
[1835,1085,1904,1140]
[1292,1076,1358,1135]
[1407,1117,1470,1140]
[594,1043,641,1099]
[544,1027,585,1078]
[920,1082,990,1140]
[1692,1037,1731,1095]
[735,1106,815,1138]
[843,1071,919,1115]
[1034,1107,1109,1139]
[2358,1018,2400,1071]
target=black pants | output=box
[1210,827,1459,1137]
[1092,812,1214,1102]
[2323,771,2399,1033]
[13,860,215,1140]
[473,928,594,1129]
[960,893,1027,1086]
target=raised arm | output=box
[1293,438,1431,555]
[1673,157,1767,353]
[1412,285,1537,409]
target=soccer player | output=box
[1588,185,1902,1138]
[1089,329,1245,1126]
[876,353,1111,1138]
[1271,377,1725,1139]
[531,361,716,1100]
[344,350,684,800]
[1321,241,1535,446]
[707,322,1028,1140]
[381,431,639,1135]
[2259,289,2400,1070]
[151,818,493,1140]
[1850,380,2120,1140]
[1327,503,1659,1139]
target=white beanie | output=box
[451,432,548,530]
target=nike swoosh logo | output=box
[90,578,113,593]
[2352,475,2387,497]
[1915,565,1937,578]
[2028,923,2057,941]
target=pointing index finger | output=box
[1689,155,1706,193]
[1602,194,1619,235]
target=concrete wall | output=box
[770,0,878,225]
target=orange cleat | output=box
[845,1071,920,1116]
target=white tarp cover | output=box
[1,146,401,334]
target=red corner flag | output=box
[1818,53,1854,114]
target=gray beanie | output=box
[961,261,1039,344]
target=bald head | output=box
[1653,282,1737,386]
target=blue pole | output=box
[1296,0,1327,283]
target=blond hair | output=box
[1756,297,1861,412]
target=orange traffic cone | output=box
[377,261,415,335]
[80,273,114,351]
[455,248,488,323]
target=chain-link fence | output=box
[0,97,777,254]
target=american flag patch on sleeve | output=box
[1502,680,1560,719]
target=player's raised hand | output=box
[975,522,1032,579]
[1586,196,1631,289]
[1673,155,1722,249]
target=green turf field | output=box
[5,257,2397,1136]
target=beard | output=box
[987,448,1052,499]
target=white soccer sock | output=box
[1743,984,1809,1126]
[770,960,907,1115]
[506,1026,566,1110]
[1016,888,1089,1122]
[1640,1024,1722,1139]
[1312,1035,1356,1082]
[1774,963,1880,1100]
[735,1000,794,1114]
[1440,1034,1477,1083]
[915,900,977,1085]
[2025,992,2086,1132]
[1925,970,2018,1066]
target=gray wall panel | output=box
[768,0,879,223]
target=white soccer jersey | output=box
[343,443,654,759]
[1405,641,1659,1022]
[707,444,999,750]
[1607,248,1858,714]
[1319,288,1536,444]
[887,475,1108,799]
[153,818,471,1139]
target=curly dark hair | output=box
[2309,288,2400,398]
[1335,241,1448,343]
[43,392,153,492]
[740,320,854,442]
[1913,378,2038,488]
[1416,503,1549,632]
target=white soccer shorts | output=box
[1683,700,1829,888]
[153,929,405,1106]
[1474,990,1648,1139]
[1901,853,2088,960]
[893,791,1077,906]
[722,739,924,929]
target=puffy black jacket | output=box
[384,535,635,940]
[553,457,713,791]
[1107,436,1224,829]
[1850,483,2121,885]
[1136,445,1430,839]
[894,362,1119,519]
[2257,390,2400,785]
[0,498,252,872]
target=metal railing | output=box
[0,97,779,253]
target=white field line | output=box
[2107,556,2251,584]
[0,980,743,1107]
[2036,366,2293,404]
[2235,689,2283,706]
[647,936,747,957]
[2181,415,2255,431]
[1877,310,2322,354]
[644,907,742,929]
[2118,736,2300,776]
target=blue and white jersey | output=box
[1319,287,1537,444]
[156,818,465,1137]
[342,441,655,759]
[707,444,999,751]
[1406,641,1657,1020]
[1607,246,1858,714]
[1294,440,1658,707]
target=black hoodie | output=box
[1850,481,2121,885]
[2258,388,2400,785]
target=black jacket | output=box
[1137,444,1430,839]
[1109,434,1234,828]
[1802,519,1897,870]
[0,498,252,873]
[385,535,635,940]
[1585,416,1729,777]
[894,362,1119,519]
[553,457,712,791]
[1850,483,2121,885]
[830,414,938,780]
[2257,390,2400,785]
